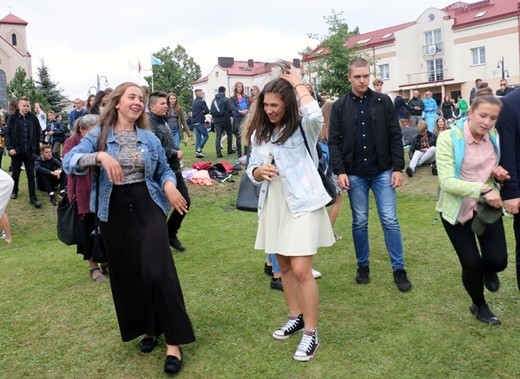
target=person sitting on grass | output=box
[406,121,437,178]
[35,144,66,205]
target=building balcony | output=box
[406,69,448,85]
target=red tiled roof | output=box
[345,22,415,49]
[222,60,269,77]
[442,0,519,29]
[0,13,28,25]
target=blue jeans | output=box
[172,127,181,150]
[347,169,405,270]
[267,253,280,274]
[193,123,208,152]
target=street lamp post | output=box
[96,74,109,92]
[496,57,509,80]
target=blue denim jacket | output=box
[246,101,330,217]
[63,126,176,222]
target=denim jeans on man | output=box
[193,123,208,152]
[347,169,404,270]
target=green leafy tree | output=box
[6,67,49,110]
[305,10,360,98]
[35,59,65,113]
[144,45,201,112]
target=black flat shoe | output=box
[139,336,158,353]
[164,355,183,375]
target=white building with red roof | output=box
[0,12,32,108]
[303,0,519,104]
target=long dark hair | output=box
[97,82,149,151]
[246,77,299,146]
[89,90,106,115]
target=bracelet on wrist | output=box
[294,83,305,90]
[298,94,313,101]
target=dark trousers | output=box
[441,215,507,306]
[36,172,67,194]
[11,152,36,197]
[167,171,190,240]
[214,121,233,155]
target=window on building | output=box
[471,47,486,65]
[424,29,441,46]
[427,58,444,81]
[11,33,17,46]
[379,64,390,80]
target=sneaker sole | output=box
[272,329,303,341]
[293,342,320,362]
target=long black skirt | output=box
[100,182,195,345]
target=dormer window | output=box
[475,11,487,18]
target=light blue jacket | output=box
[247,101,330,217]
[63,126,176,222]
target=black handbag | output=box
[299,125,336,206]
[236,172,260,212]
[56,178,83,245]
[87,173,107,263]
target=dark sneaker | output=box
[272,314,304,340]
[470,303,501,325]
[484,272,500,292]
[196,150,205,158]
[406,167,414,177]
[59,189,66,198]
[29,197,42,209]
[10,192,17,200]
[169,237,186,252]
[216,154,223,158]
[393,269,412,292]
[294,329,319,362]
[355,266,370,284]
[49,194,57,206]
[270,278,283,291]
[264,262,273,276]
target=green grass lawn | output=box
[1,135,520,378]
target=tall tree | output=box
[35,59,65,113]
[6,67,49,110]
[144,45,201,112]
[305,10,360,98]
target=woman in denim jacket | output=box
[245,66,335,362]
[436,90,509,326]
[63,82,194,375]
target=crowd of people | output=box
[1,61,519,374]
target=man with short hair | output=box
[4,96,42,208]
[44,110,66,159]
[69,98,86,128]
[210,86,233,158]
[496,79,515,97]
[148,91,190,252]
[191,89,210,158]
[372,78,384,93]
[469,78,483,105]
[329,57,412,292]
[35,144,66,205]
[405,121,437,177]
[407,90,424,129]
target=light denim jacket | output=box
[63,126,176,222]
[246,101,330,217]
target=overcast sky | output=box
[6,0,458,100]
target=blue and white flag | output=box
[151,55,163,66]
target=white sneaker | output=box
[312,269,322,279]
[0,231,6,239]
[294,329,319,362]
[334,233,343,241]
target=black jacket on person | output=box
[409,130,437,158]
[35,155,62,175]
[4,109,41,156]
[329,88,404,176]
[210,92,233,126]
[148,112,181,172]
[407,96,424,116]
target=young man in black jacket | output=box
[148,91,190,252]
[210,86,234,158]
[4,96,42,208]
[35,145,66,205]
[329,58,411,292]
